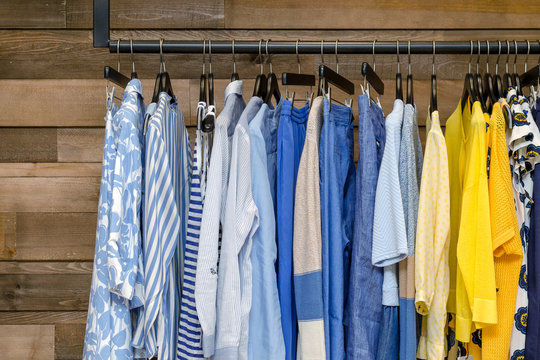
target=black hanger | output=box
[361,63,384,95]
[396,40,403,100]
[461,41,483,112]
[406,41,414,104]
[104,39,130,88]
[264,40,281,105]
[151,72,162,103]
[494,41,504,99]
[318,40,355,96]
[253,39,268,98]
[503,40,514,91]
[231,40,240,81]
[483,40,499,106]
[431,41,438,112]
[282,40,316,87]
[512,40,523,95]
[203,40,216,133]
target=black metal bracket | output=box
[93,0,109,48]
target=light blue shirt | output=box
[248,102,286,359]
[83,79,145,360]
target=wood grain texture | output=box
[0,325,55,360]
[0,213,16,260]
[0,261,92,275]
[14,213,96,260]
[0,29,539,80]
[0,0,65,29]
[0,128,57,162]
[0,272,90,311]
[0,177,99,213]
[66,0,224,29]
[55,323,85,360]
[57,128,105,163]
[0,311,87,325]
[0,163,101,177]
[225,0,540,29]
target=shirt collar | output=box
[224,80,243,101]
[123,79,144,100]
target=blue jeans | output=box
[376,306,399,360]
[319,99,355,360]
[277,100,309,360]
[345,94,386,359]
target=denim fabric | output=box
[376,306,399,360]
[319,99,355,360]
[526,97,540,359]
[345,94,386,359]
[277,99,309,360]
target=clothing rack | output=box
[94,1,540,55]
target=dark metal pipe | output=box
[108,40,540,55]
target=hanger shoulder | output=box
[430,73,437,112]
[319,64,354,95]
[151,72,162,103]
[281,72,316,87]
[361,62,384,95]
[396,72,403,100]
[520,64,539,87]
[406,73,414,104]
[104,66,130,88]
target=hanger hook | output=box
[266,39,272,73]
[208,39,213,74]
[335,40,339,74]
[407,40,411,75]
[506,40,510,73]
[320,40,325,65]
[513,40,518,73]
[117,39,121,73]
[476,40,481,74]
[432,40,436,76]
[372,40,377,72]
[232,39,236,75]
[159,39,165,73]
[396,40,400,73]
[296,39,301,74]
[525,40,530,72]
[202,39,206,75]
[496,40,501,74]
[468,40,473,73]
[130,39,135,74]
[485,40,490,73]
[258,39,264,74]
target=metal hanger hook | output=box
[208,39,213,74]
[130,39,135,74]
[525,40,530,72]
[468,40,473,73]
[372,40,377,72]
[396,40,400,73]
[202,39,206,75]
[506,40,510,73]
[320,40,325,65]
[258,39,264,74]
[159,39,165,73]
[335,40,339,74]
[486,40,490,73]
[513,40,518,73]
[407,40,411,75]
[232,39,237,75]
[432,41,436,76]
[266,39,272,73]
[496,40,501,74]
[296,39,301,74]
[476,40,481,74]
[117,39,121,72]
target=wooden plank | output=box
[55,323,85,360]
[0,311,87,325]
[0,128,57,162]
[0,163,101,177]
[0,0,65,29]
[67,0,224,29]
[57,128,105,163]
[0,79,191,127]
[1,29,539,80]
[0,261,92,275]
[225,0,540,29]
[0,213,16,260]
[14,213,96,260]
[0,325,55,360]
[0,177,99,212]
[0,272,90,311]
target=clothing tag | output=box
[457,356,473,360]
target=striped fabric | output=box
[132,92,181,359]
[177,104,209,359]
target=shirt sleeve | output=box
[107,117,143,301]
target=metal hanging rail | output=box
[93,0,540,55]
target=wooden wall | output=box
[0,1,538,358]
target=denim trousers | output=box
[319,99,355,360]
[376,306,399,360]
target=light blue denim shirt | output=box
[248,102,286,360]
